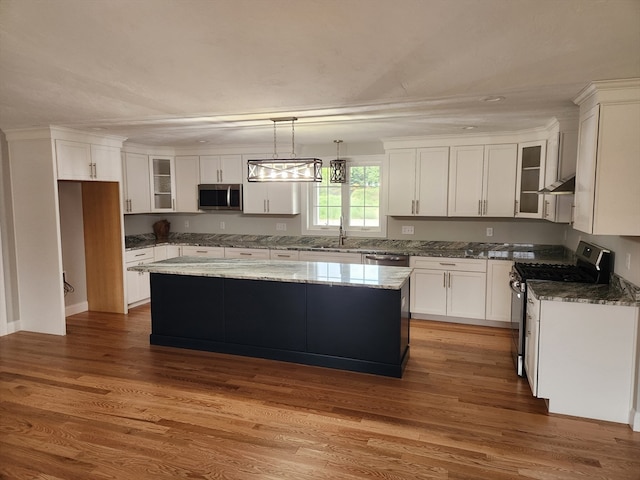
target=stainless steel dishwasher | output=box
[363,254,409,267]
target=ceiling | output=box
[1,0,639,148]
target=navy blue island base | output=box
[149,273,410,377]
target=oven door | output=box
[510,279,525,377]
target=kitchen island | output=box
[129,257,412,377]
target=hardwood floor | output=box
[1,305,639,480]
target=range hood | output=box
[538,175,575,195]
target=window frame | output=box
[301,154,387,238]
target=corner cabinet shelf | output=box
[150,156,176,212]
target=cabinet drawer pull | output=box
[240,252,252,256]
[439,262,456,266]
[196,250,207,253]
[134,253,146,257]
[276,254,291,258]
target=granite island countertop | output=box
[528,278,640,307]
[128,256,412,290]
[125,233,573,262]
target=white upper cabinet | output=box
[175,155,200,213]
[387,147,449,216]
[149,156,176,212]
[541,129,577,223]
[448,145,485,216]
[515,140,546,218]
[242,154,300,214]
[572,79,640,235]
[123,152,151,214]
[199,154,243,184]
[56,140,121,182]
[448,144,517,217]
[483,144,518,217]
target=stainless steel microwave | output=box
[198,184,243,210]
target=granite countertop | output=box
[528,277,640,307]
[125,233,573,262]
[128,256,412,290]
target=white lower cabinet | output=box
[125,247,154,305]
[181,246,225,258]
[485,260,513,323]
[224,247,270,259]
[527,293,638,424]
[298,251,363,264]
[410,257,487,319]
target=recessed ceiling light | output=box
[480,95,505,103]
[462,125,477,130]
[198,140,208,143]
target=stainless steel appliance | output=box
[509,241,612,376]
[198,184,243,210]
[363,254,409,267]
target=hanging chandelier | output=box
[330,139,346,183]
[247,117,323,182]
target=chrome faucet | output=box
[338,215,346,246]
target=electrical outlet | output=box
[401,225,414,235]
[276,223,286,231]
[184,220,189,228]
[486,227,493,237]
[626,253,632,270]
[220,221,225,230]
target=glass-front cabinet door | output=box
[515,141,546,218]
[150,156,176,212]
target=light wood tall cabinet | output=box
[387,147,449,216]
[572,79,640,235]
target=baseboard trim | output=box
[65,301,88,317]
[411,313,510,329]
[630,407,640,432]
[5,319,22,335]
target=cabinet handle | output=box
[196,250,207,253]
[483,200,487,215]
[439,262,456,266]
[218,169,221,182]
[93,163,97,178]
[411,200,415,214]
[415,200,419,215]
[478,200,482,215]
[443,272,447,288]
[135,253,146,257]
[172,198,175,210]
[448,272,452,288]
[240,252,252,256]
[276,254,291,258]
[267,199,270,212]
[514,200,519,216]
[570,204,575,225]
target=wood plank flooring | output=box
[1,305,639,480]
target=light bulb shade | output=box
[247,158,323,182]
[330,159,347,183]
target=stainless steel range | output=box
[509,241,612,377]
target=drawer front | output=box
[270,249,300,261]
[181,246,225,257]
[225,247,270,259]
[410,256,487,272]
[125,247,154,263]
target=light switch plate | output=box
[401,225,414,235]
[276,223,287,231]
[486,227,493,237]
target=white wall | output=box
[7,134,66,335]
[58,181,88,315]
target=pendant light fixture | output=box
[247,117,323,182]
[329,139,346,183]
